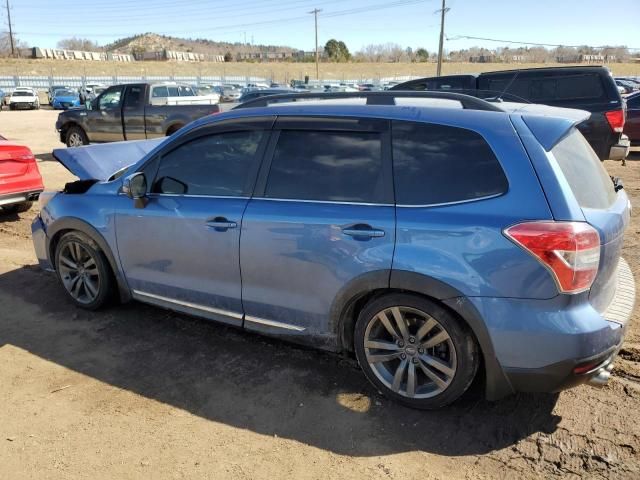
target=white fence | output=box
[0,75,419,93]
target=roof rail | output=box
[232,90,504,112]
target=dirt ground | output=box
[1,109,640,480]
[1,59,639,82]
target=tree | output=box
[0,32,27,57]
[324,38,350,62]
[57,37,101,51]
[224,52,233,62]
[416,48,429,62]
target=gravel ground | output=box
[1,108,640,479]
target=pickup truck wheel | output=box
[66,126,89,147]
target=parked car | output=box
[149,82,219,105]
[55,82,221,147]
[358,83,377,91]
[51,88,81,110]
[615,79,635,94]
[33,91,634,410]
[623,91,640,145]
[238,88,293,103]
[0,135,43,214]
[221,87,242,102]
[0,88,4,110]
[79,83,107,104]
[9,88,40,110]
[392,66,629,161]
[86,86,106,103]
[48,85,69,104]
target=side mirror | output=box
[85,100,92,109]
[122,172,148,208]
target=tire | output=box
[354,293,479,409]
[54,231,114,310]
[1,201,33,214]
[9,104,14,111]
[65,125,89,147]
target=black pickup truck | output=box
[55,83,220,147]
[392,66,629,161]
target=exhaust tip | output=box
[587,368,611,388]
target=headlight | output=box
[38,191,58,210]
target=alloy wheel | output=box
[67,132,84,147]
[364,306,457,399]
[58,241,101,304]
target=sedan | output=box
[624,91,640,146]
[52,89,82,110]
[0,135,44,214]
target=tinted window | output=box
[124,86,143,108]
[392,121,508,205]
[167,86,179,96]
[265,130,385,203]
[487,74,604,102]
[153,131,264,197]
[552,129,616,209]
[627,94,640,108]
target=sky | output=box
[5,0,640,53]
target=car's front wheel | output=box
[54,231,114,310]
[354,293,479,409]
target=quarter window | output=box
[392,121,508,205]
[265,130,385,203]
[153,131,264,197]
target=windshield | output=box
[55,89,77,97]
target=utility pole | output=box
[5,0,15,57]
[436,0,450,77]
[309,8,322,80]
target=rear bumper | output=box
[609,134,630,160]
[0,190,42,207]
[468,257,635,397]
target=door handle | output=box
[342,225,385,238]
[206,217,237,231]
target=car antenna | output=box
[496,69,521,102]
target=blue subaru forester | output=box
[32,92,635,409]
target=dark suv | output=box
[392,66,629,161]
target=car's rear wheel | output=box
[1,201,33,214]
[66,126,89,147]
[354,293,479,409]
[54,232,114,310]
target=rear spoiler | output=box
[506,105,591,151]
[52,138,164,181]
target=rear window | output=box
[392,121,508,205]
[551,129,616,209]
[486,73,604,102]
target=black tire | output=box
[1,201,33,214]
[65,125,89,147]
[354,293,479,409]
[54,231,114,310]
[9,104,14,111]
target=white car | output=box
[9,87,40,110]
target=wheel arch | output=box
[60,121,87,141]
[332,269,514,400]
[47,217,131,302]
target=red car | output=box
[625,92,640,146]
[0,135,44,214]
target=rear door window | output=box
[392,121,508,205]
[264,130,386,203]
[551,129,616,209]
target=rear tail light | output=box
[605,109,625,133]
[504,221,600,294]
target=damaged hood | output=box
[52,138,165,181]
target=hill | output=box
[103,33,296,57]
